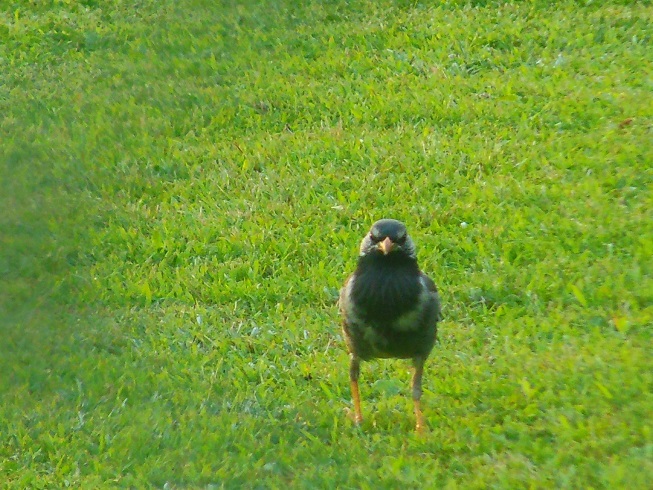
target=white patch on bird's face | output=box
[358,234,374,256]
[402,235,417,259]
[359,231,417,258]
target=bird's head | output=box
[359,219,417,259]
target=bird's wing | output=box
[338,274,355,320]
[420,271,443,321]
[419,271,437,293]
[339,274,361,355]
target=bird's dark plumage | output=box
[339,219,442,431]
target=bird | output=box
[339,218,442,431]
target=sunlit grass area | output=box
[1,0,652,487]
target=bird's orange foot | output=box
[345,408,363,426]
[351,380,363,426]
[414,400,427,434]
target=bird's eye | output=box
[396,235,407,245]
[369,233,380,243]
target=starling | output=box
[339,219,442,431]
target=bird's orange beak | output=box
[379,237,394,255]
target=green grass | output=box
[2,0,652,487]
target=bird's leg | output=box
[349,355,363,425]
[412,357,426,433]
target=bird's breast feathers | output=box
[341,274,436,332]
[393,276,437,331]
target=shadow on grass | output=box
[0,142,105,395]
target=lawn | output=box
[1,0,652,487]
